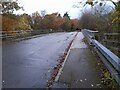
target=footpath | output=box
[53,32,104,88]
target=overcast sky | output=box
[15,0,118,19]
[15,0,82,19]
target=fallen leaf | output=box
[96,84,101,86]
[91,84,94,87]
[80,80,83,82]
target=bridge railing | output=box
[102,33,120,57]
[82,29,120,86]
[82,29,98,44]
[0,30,50,41]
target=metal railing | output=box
[82,29,98,44]
[0,30,50,41]
[82,29,120,86]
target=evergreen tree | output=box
[63,12,70,20]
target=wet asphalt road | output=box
[2,32,77,88]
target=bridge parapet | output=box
[0,30,50,41]
[82,29,120,86]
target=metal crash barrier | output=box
[82,29,120,86]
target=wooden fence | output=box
[102,33,120,57]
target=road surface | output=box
[2,32,77,88]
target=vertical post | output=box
[104,34,107,46]
[117,33,120,73]
[0,47,1,90]
[0,30,2,90]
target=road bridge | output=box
[2,31,120,88]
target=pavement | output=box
[53,32,104,88]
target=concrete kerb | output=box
[54,32,78,82]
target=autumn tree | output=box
[40,13,64,32]
[40,13,56,30]
[15,14,32,30]
[2,0,23,32]
[30,11,42,29]
[71,19,79,31]
[61,12,71,31]
[112,1,120,32]
[54,14,64,31]
[2,16,17,31]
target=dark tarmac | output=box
[2,32,77,88]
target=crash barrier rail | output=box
[82,29,120,85]
[0,30,50,40]
[82,29,99,45]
